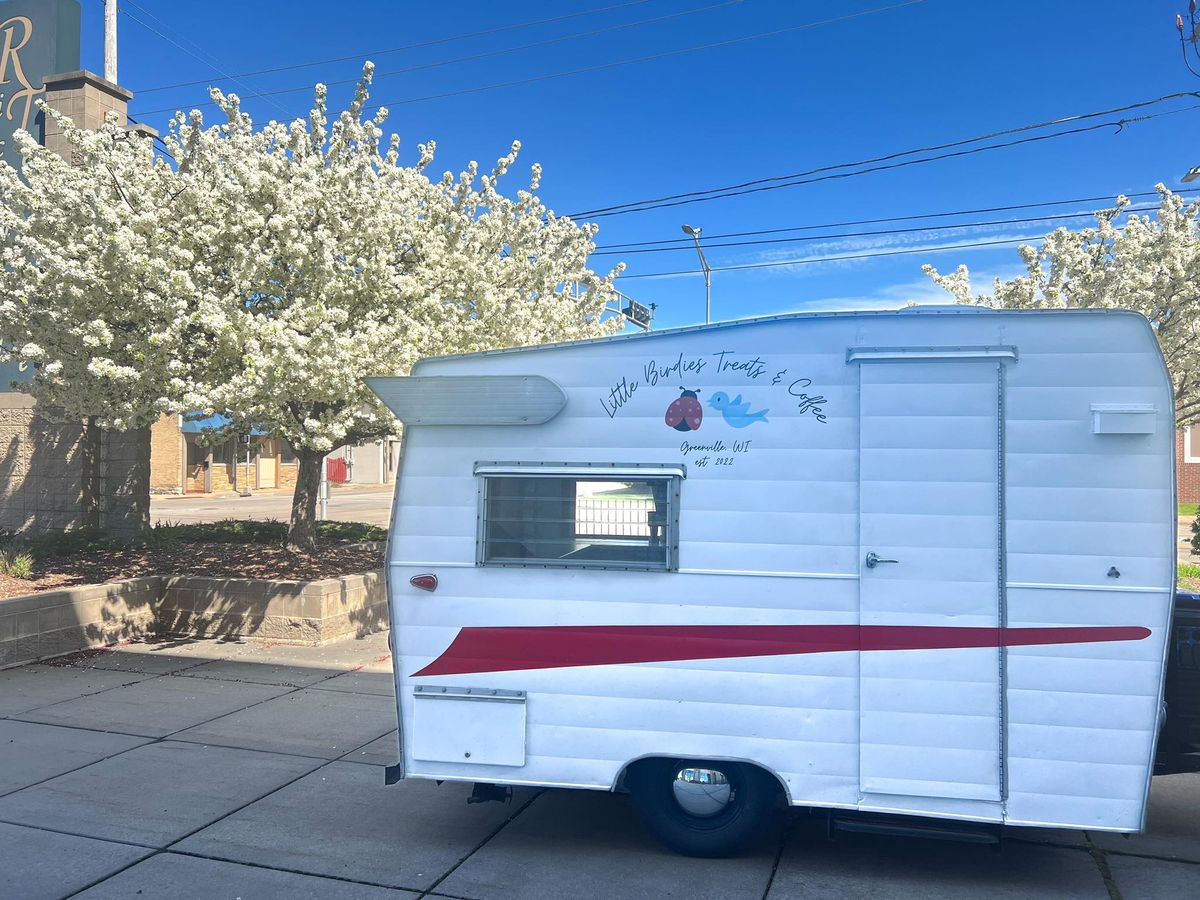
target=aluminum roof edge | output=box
[407,307,1151,371]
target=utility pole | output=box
[104,0,118,83]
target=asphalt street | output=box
[151,485,394,528]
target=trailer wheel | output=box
[626,759,781,857]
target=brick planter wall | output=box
[157,570,387,645]
[0,577,160,668]
[0,570,387,669]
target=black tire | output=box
[626,758,782,857]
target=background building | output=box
[147,413,399,494]
[1177,428,1200,505]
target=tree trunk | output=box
[80,416,102,531]
[287,449,324,552]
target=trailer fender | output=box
[612,754,793,806]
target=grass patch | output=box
[3,519,386,560]
[1179,563,1200,590]
[1181,503,1198,518]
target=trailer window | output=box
[480,476,678,570]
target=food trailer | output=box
[369,307,1176,856]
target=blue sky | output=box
[81,0,1200,330]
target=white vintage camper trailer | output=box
[368,307,1176,856]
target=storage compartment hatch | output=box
[411,686,527,767]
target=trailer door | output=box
[858,359,1002,803]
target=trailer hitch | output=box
[468,782,513,805]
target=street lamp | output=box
[681,224,712,325]
[1183,166,1200,183]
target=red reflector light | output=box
[410,574,438,592]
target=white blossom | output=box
[924,186,1200,424]
[0,65,625,544]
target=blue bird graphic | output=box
[707,392,768,428]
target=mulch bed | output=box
[0,542,383,600]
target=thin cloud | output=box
[793,264,1029,313]
[726,232,1044,279]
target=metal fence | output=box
[575,498,654,537]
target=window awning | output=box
[180,413,269,436]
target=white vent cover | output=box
[1091,403,1157,435]
[366,375,566,426]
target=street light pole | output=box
[681,224,712,324]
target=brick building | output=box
[148,414,299,495]
[147,413,399,494]
[1177,428,1200,504]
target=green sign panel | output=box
[0,0,81,171]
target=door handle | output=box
[865,551,899,569]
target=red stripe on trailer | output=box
[410,624,1152,677]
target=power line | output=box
[134,1,927,121]
[591,202,1173,256]
[121,1,224,70]
[119,2,293,118]
[132,0,658,95]
[124,112,173,158]
[596,188,1200,249]
[585,105,1200,218]
[357,0,927,115]
[570,91,1200,218]
[134,0,746,118]
[615,235,1048,279]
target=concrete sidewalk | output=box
[1,635,1195,899]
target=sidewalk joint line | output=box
[1084,830,1124,900]
[417,789,545,900]
[1,715,155,742]
[1093,846,1200,865]
[0,816,158,850]
[163,846,427,893]
[1,639,397,899]
[58,728,392,899]
[760,818,789,899]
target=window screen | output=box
[480,475,678,570]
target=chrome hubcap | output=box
[672,767,732,817]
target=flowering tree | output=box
[0,113,191,430]
[172,65,623,549]
[0,102,199,534]
[1,65,624,549]
[923,185,1200,424]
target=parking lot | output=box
[0,633,1195,899]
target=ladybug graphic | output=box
[665,387,703,432]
